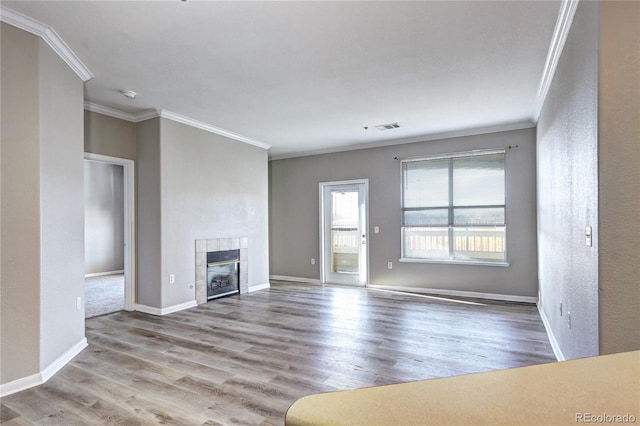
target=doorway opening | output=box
[84,153,135,317]
[319,179,368,286]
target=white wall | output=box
[537,1,600,359]
[84,161,124,275]
[135,117,270,310]
[38,38,86,369]
[160,119,270,307]
[270,128,538,298]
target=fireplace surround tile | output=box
[206,239,219,252]
[195,239,207,253]
[195,237,248,305]
[195,266,206,282]
[218,238,232,251]
[196,280,207,304]
[195,252,206,268]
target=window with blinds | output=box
[401,150,506,263]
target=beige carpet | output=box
[85,274,124,318]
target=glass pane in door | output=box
[331,190,359,274]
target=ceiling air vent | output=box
[375,122,400,131]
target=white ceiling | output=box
[3,1,561,159]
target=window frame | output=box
[399,149,509,266]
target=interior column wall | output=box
[38,38,86,369]
[135,118,163,308]
[0,23,41,384]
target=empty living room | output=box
[1,0,638,425]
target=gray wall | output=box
[136,118,162,308]
[537,2,600,359]
[1,23,85,383]
[1,23,41,384]
[598,1,640,355]
[84,161,124,275]
[84,110,136,160]
[136,118,270,309]
[270,128,538,297]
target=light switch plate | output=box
[585,226,593,247]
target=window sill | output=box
[399,258,510,267]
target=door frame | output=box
[84,153,136,311]
[319,179,369,286]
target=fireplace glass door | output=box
[207,249,240,300]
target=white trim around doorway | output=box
[84,153,136,311]
[319,179,370,286]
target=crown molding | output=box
[135,110,161,123]
[158,110,271,150]
[533,0,580,121]
[0,6,93,82]
[269,120,534,161]
[83,103,271,150]
[84,102,139,122]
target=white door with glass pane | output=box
[320,180,368,286]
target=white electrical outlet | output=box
[374,226,380,234]
[585,226,593,247]
[311,258,316,265]
[387,261,393,269]
[169,274,175,284]
[76,297,82,310]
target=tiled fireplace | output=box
[195,237,248,305]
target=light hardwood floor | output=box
[1,281,555,425]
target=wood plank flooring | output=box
[1,281,556,425]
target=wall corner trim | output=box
[537,302,566,361]
[248,283,271,293]
[0,338,88,398]
[533,0,580,121]
[135,300,197,316]
[0,6,94,81]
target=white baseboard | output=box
[248,283,270,292]
[270,275,321,284]
[537,302,566,361]
[0,372,41,398]
[84,270,124,278]
[367,284,538,304]
[134,300,197,316]
[0,337,87,397]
